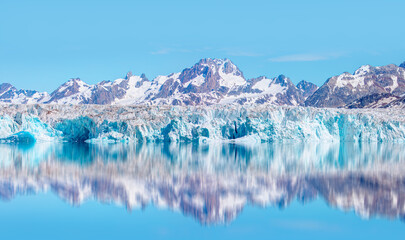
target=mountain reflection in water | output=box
[0,142,404,224]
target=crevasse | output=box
[0,104,404,143]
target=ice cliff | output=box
[0,104,405,143]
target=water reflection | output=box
[0,142,404,224]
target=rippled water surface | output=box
[1,142,405,239]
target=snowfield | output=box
[0,104,405,143]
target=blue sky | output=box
[1,0,405,92]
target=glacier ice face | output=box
[0,131,36,143]
[0,104,404,143]
[0,114,61,142]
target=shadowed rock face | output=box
[306,64,405,108]
[88,85,123,105]
[345,93,401,109]
[400,61,405,69]
[297,80,318,99]
[0,83,14,95]
[274,75,305,105]
[179,59,226,93]
[385,96,405,108]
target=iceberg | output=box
[0,131,36,143]
[0,104,404,142]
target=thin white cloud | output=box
[269,53,343,62]
[150,48,171,55]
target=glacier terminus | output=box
[0,104,404,143]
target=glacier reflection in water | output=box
[0,142,405,224]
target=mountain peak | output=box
[46,78,92,104]
[273,75,292,87]
[198,58,230,65]
[297,80,318,100]
[61,78,89,88]
[0,83,15,94]
[195,58,242,76]
[354,65,373,75]
[140,73,148,81]
[400,61,405,69]
[68,77,83,83]
[125,71,133,79]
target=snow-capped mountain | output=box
[0,83,49,104]
[141,58,248,105]
[43,74,152,105]
[45,78,92,104]
[3,59,405,108]
[0,58,314,106]
[305,63,405,108]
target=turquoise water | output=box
[0,142,404,239]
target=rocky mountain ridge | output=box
[1,59,405,108]
[0,58,313,106]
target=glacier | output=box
[0,104,405,143]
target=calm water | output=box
[0,142,404,239]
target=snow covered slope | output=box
[222,75,304,105]
[0,104,404,143]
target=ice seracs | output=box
[0,104,404,143]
